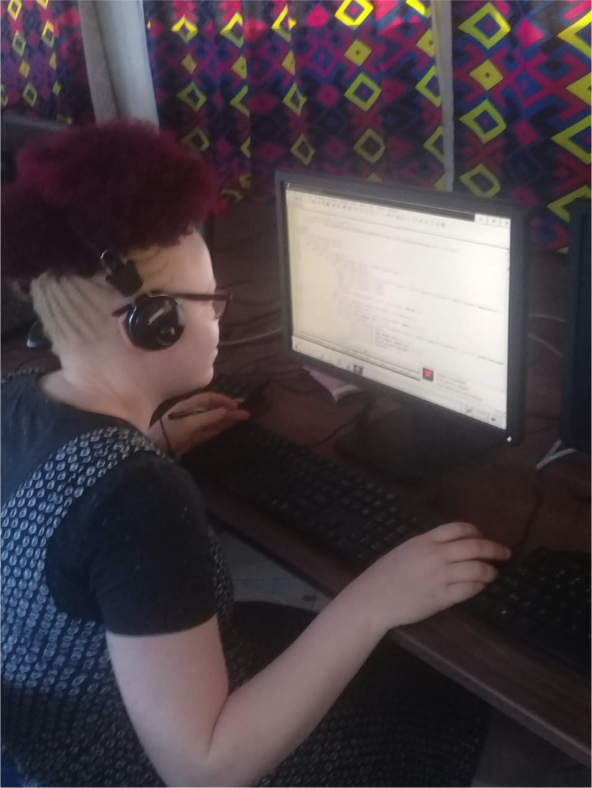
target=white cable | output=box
[529,313,565,323]
[218,328,283,348]
[528,332,563,358]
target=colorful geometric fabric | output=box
[0,0,93,125]
[452,0,591,251]
[143,0,444,203]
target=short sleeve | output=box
[81,455,218,636]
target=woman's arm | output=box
[108,523,510,787]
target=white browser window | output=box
[285,187,511,430]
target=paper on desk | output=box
[305,367,361,402]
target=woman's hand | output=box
[149,392,249,457]
[345,521,511,635]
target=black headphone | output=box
[101,249,186,351]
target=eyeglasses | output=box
[113,291,233,320]
[168,291,233,320]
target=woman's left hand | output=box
[149,392,250,457]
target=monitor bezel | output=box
[561,200,591,454]
[275,170,528,444]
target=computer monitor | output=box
[561,201,591,454]
[275,171,528,481]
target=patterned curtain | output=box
[452,0,591,251]
[144,0,444,203]
[0,0,94,125]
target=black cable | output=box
[301,398,375,448]
[512,467,545,550]
[158,417,174,456]
[221,309,281,328]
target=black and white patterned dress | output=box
[2,371,488,787]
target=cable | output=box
[221,309,281,328]
[528,332,563,358]
[512,468,545,549]
[158,417,175,456]
[218,327,283,348]
[529,313,565,323]
[301,398,375,448]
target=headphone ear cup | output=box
[126,295,185,351]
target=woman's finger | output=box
[447,560,498,585]
[444,538,511,564]
[429,522,481,543]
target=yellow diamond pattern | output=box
[172,16,198,44]
[291,134,315,165]
[181,54,197,74]
[406,0,431,18]
[345,73,381,111]
[221,188,243,203]
[57,114,73,125]
[354,129,385,164]
[1,85,7,108]
[230,85,249,117]
[335,0,373,28]
[239,174,251,190]
[417,29,434,57]
[49,53,57,69]
[41,21,55,48]
[272,5,296,42]
[240,137,251,158]
[566,73,591,106]
[7,0,22,21]
[548,186,592,223]
[283,83,306,116]
[23,82,38,107]
[52,82,61,95]
[19,61,30,78]
[12,32,26,57]
[232,56,247,79]
[282,52,295,75]
[367,173,382,182]
[460,163,501,198]
[459,3,510,49]
[469,60,502,90]
[345,40,371,66]
[182,127,210,152]
[177,83,206,112]
[434,175,446,191]
[424,126,444,163]
[221,12,244,48]
[460,99,506,143]
[416,65,441,107]
[552,116,591,164]
[558,10,591,59]
[36,0,49,7]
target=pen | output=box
[168,397,245,420]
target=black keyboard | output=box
[185,423,591,675]
[185,422,441,564]
[469,548,590,675]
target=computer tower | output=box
[561,201,591,454]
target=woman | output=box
[1,120,510,787]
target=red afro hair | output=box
[2,119,216,281]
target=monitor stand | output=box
[334,402,508,484]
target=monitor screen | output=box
[278,177,523,435]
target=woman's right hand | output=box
[346,521,511,635]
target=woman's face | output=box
[133,230,220,397]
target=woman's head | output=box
[2,120,220,396]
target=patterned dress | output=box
[2,370,488,787]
